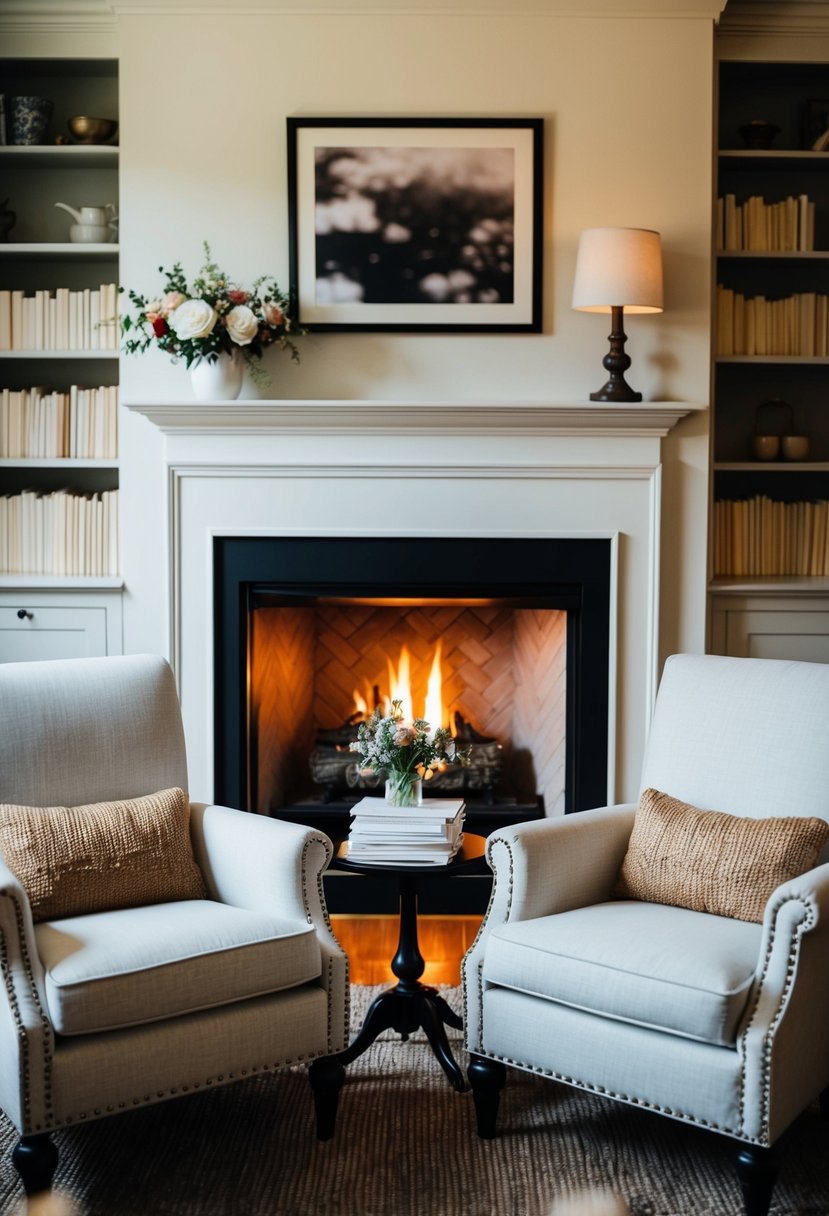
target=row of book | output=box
[1,385,118,459]
[344,797,465,866]
[716,286,829,357]
[0,286,119,352]
[0,489,119,577]
[717,193,816,252]
[713,496,829,577]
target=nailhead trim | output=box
[301,834,349,1053]
[736,893,815,1142]
[466,836,515,1054]
[0,889,54,1131]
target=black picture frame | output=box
[287,117,543,333]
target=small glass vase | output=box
[384,772,423,808]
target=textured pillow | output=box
[616,788,829,923]
[0,787,206,923]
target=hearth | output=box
[213,535,611,912]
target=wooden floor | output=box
[330,915,483,986]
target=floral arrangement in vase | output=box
[120,242,301,392]
[349,700,469,807]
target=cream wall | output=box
[113,10,714,669]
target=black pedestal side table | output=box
[310,832,488,1138]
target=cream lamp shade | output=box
[572,226,663,402]
[572,227,663,314]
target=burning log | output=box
[309,711,504,804]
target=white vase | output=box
[189,349,244,401]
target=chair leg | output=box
[734,1144,778,1216]
[468,1053,506,1139]
[12,1133,59,1196]
[308,1056,346,1141]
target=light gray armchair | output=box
[0,653,348,1197]
[463,653,829,1216]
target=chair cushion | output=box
[0,787,206,922]
[615,787,829,923]
[35,899,321,1035]
[482,901,762,1046]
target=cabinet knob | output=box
[16,609,33,621]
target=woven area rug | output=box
[0,985,827,1216]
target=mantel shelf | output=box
[124,399,701,438]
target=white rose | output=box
[224,304,259,346]
[169,298,217,340]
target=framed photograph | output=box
[287,117,543,332]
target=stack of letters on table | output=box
[345,797,465,866]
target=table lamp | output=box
[572,227,663,402]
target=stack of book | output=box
[345,797,465,866]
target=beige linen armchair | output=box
[463,653,829,1216]
[0,653,348,1197]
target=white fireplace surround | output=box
[125,399,697,810]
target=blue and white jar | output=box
[11,96,53,146]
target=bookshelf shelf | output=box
[715,355,829,365]
[0,145,117,169]
[0,55,121,598]
[716,250,829,260]
[0,243,118,260]
[0,350,118,359]
[714,461,829,472]
[710,53,829,645]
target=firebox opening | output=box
[248,595,568,820]
[213,536,613,851]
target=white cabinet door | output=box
[710,595,829,664]
[0,591,122,663]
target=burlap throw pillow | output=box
[616,788,829,923]
[0,787,206,923]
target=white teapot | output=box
[54,201,118,243]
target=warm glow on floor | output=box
[330,915,483,986]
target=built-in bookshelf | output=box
[0,57,119,587]
[712,58,829,589]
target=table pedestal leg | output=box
[318,873,468,1092]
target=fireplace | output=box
[212,534,611,910]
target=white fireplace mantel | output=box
[125,398,698,437]
[123,396,701,809]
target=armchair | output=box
[463,653,829,1216]
[0,654,348,1197]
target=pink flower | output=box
[263,301,284,326]
[227,289,250,305]
[161,291,187,316]
[393,726,414,747]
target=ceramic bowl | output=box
[781,435,810,461]
[67,115,118,145]
[753,435,780,461]
[69,223,113,244]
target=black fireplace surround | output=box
[213,536,611,911]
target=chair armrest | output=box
[190,802,339,922]
[0,858,54,1133]
[484,803,636,925]
[189,804,349,1051]
[739,861,829,1143]
[462,804,636,1052]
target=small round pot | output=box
[781,435,810,461]
[752,435,780,461]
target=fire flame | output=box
[356,642,445,729]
